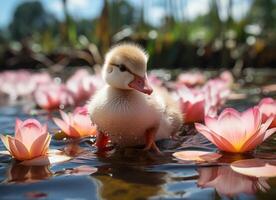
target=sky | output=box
[0,0,253,28]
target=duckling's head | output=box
[102,43,153,95]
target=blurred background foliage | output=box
[0,0,275,72]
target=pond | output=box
[0,68,276,200]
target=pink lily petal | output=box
[218,108,241,122]
[17,119,45,147]
[260,98,275,105]
[185,100,205,123]
[260,116,274,136]
[30,133,49,158]
[240,134,265,153]
[217,109,246,146]
[53,118,79,137]
[258,98,276,128]
[74,106,89,115]
[8,137,30,161]
[205,116,220,134]
[241,116,275,152]
[240,129,275,153]
[53,117,69,133]
[255,116,273,138]
[231,159,276,177]
[195,123,236,152]
[7,137,21,158]
[73,124,96,137]
[42,135,51,155]
[241,107,261,136]
[21,119,42,129]
[263,127,276,140]
[15,118,23,139]
[271,117,276,128]
[34,91,49,109]
[53,118,80,138]
[0,135,10,152]
[60,110,70,124]
[195,123,217,144]
[173,150,222,162]
[14,139,31,160]
[72,114,96,137]
[67,126,81,138]
[259,98,276,115]
[54,108,95,138]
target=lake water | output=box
[0,69,276,200]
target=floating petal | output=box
[173,150,222,162]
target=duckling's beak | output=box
[128,74,153,95]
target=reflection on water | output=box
[0,175,100,199]
[93,148,169,199]
[0,69,276,200]
[63,142,87,157]
[197,166,270,197]
[95,166,167,200]
[3,162,52,184]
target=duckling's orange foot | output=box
[143,128,162,154]
[96,131,110,151]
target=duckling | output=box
[88,43,183,152]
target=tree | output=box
[247,0,276,32]
[9,1,57,40]
[108,0,135,33]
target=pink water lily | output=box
[177,72,205,87]
[195,107,276,153]
[176,75,230,124]
[258,98,276,128]
[0,70,52,101]
[176,72,232,124]
[34,83,75,111]
[53,107,96,138]
[66,69,99,104]
[177,87,209,123]
[203,78,231,108]
[219,70,234,86]
[148,74,164,87]
[0,119,51,161]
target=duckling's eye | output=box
[119,64,127,72]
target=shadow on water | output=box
[0,69,276,200]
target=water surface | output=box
[0,69,276,200]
